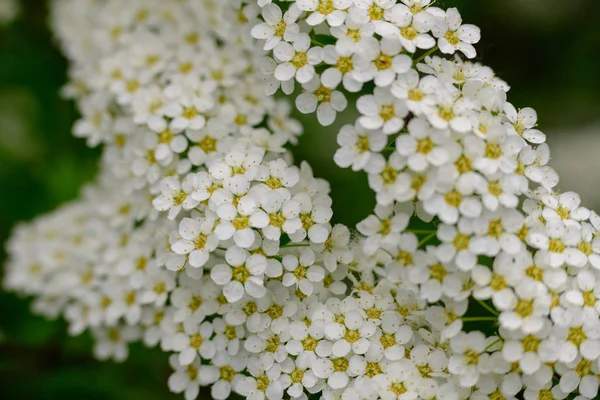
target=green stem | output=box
[484,337,503,352]
[461,317,497,322]
[413,45,439,65]
[418,231,437,247]
[384,146,396,152]
[281,243,311,248]
[311,39,326,47]
[406,229,437,234]
[476,299,499,316]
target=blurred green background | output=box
[0,0,599,398]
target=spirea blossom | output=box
[4,1,599,400]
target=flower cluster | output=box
[4,0,600,399]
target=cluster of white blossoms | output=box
[4,0,600,399]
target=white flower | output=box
[167,355,202,400]
[273,33,322,84]
[259,191,302,241]
[296,77,348,126]
[448,331,490,387]
[504,104,547,144]
[541,192,590,227]
[357,87,409,134]
[386,3,436,53]
[321,44,363,92]
[287,192,333,243]
[334,122,386,171]
[148,117,189,163]
[391,70,437,115]
[354,37,412,87]
[92,326,139,363]
[171,216,219,269]
[255,158,300,200]
[357,203,411,255]
[501,325,554,376]
[297,0,353,27]
[210,246,268,302]
[200,351,246,400]
[172,320,216,366]
[215,195,269,248]
[498,281,550,334]
[372,359,421,399]
[235,360,285,400]
[432,8,480,59]
[251,4,301,50]
[395,117,450,171]
[423,186,482,225]
[282,249,326,296]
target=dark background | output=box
[1,0,599,398]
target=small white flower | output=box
[171,216,219,269]
[357,87,409,134]
[172,320,216,366]
[282,249,326,296]
[210,246,268,302]
[153,176,200,220]
[273,33,322,84]
[297,0,353,27]
[432,8,481,59]
[296,77,348,126]
[334,122,386,171]
[251,4,301,50]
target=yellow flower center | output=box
[344,330,360,343]
[357,135,370,152]
[374,54,392,71]
[389,382,407,395]
[336,56,353,73]
[273,20,286,37]
[267,304,284,319]
[256,375,269,392]
[232,265,250,283]
[464,349,480,365]
[233,216,249,230]
[368,4,384,20]
[332,357,349,372]
[314,86,331,103]
[199,136,216,153]
[220,365,236,382]
[401,26,418,40]
[189,296,202,311]
[444,31,460,46]
[416,137,434,154]
[453,233,470,250]
[381,166,397,184]
[485,143,502,159]
[158,129,174,144]
[549,238,565,253]
[444,190,462,207]
[515,299,534,318]
[430,263,447,281]
[522,335,540,352]
[408,88,424,102]
[302,335,318,351]
[488,219,503,239]
[455,155,472,173]
[290,368,304,383]
[317,0,335,14]
[292,52,308,68]
[569,326,586,346]
[189,333,203,349]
